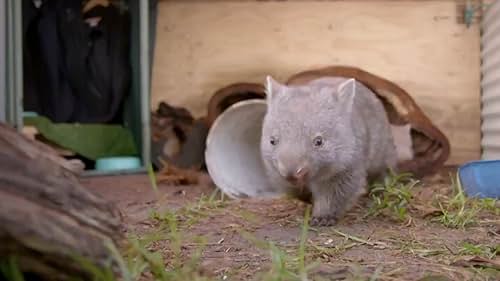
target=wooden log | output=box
[0,123,124,280]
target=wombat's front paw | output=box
[311,215,338,227]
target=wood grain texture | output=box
[151,0,481,164]
[0,122,123,280]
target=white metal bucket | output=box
[205,99,285,199]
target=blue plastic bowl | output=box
[23,111,39,118]
[458,160,500,199]
[95,156,141,172]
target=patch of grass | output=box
[232,208,261,224]
[193,188,228,212]
[458,242,498,259]
[307,238,358,260]
[0,257,25,281]
[179,188,228,227]
[328,229,388,250]
[147,163,158,193]
[432,174,482,228]
[66,211,215,281]
[259,242,301,281]
[431,172,500,229]
[71,256,119,281]
[468,267,500,281]
[307,228,388,261]
[311,264,401,281]
[307,230,387,263]
[365,170,419,222]
[477,198,500,216]
[240,206,319,281]
[149,188,228,229]
[434,203,478,229]
[297,206,313,280]
[126,237,210,281]
[417,274,453,281]
[126,212,213,281]
[394,237,446,258]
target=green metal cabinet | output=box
[2,0,154,175]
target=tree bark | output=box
[0,122,124,280]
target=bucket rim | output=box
[204,98,268,199]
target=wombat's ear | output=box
[265,75,282,102]
[337,78,356,111]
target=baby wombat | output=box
[260,76,397,226]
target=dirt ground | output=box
[81,166,499,281]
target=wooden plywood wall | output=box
[151,0,481,164]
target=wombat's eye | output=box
[313,136,324,147]
[270,136,279,146]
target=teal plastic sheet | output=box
[24,116,138,160]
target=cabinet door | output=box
[123,0,154,166]
[0,0,5,122]
[4,0,23,129]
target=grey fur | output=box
[260,76,397,226]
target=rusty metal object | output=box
[206,83,266,127]
[286,65,450,178]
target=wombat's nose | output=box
[285,166,309,183]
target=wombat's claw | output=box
[311,215,337,226]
